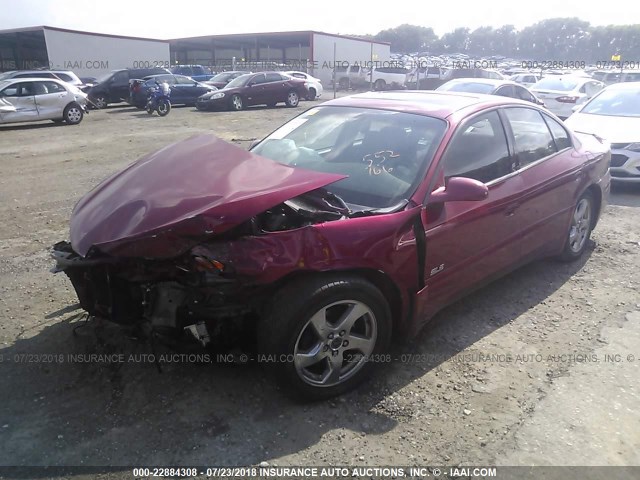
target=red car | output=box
[52,91,610,399]
[196,72,307,111]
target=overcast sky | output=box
[2,0,639,38]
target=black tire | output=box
[258,275,392,400]
[338,78,350,90]
[285,90,299,107]
[229,94,243,111]
[157,99,171,116]
[558,190,594,262]
[307,87,316,100]
[91,94,107,109]
[374,79,386,91]
[63,103,83,125]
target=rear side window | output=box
[41,81,66,93]
[112,71,129,83]
[495,85,515,98]
[514,86,536,103]
[543,114,572,150]
[503,107,556,168]
[250,74,267,85]
[265,73,284,82]
[441,110,513,183]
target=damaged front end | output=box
[51,184,351,347]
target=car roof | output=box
[603,81,640,90]
[322,90,530,119]
[443,78,517,87]
[1,77,67,84]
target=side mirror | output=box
[429,177,489,203]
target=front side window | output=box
[252,106,447,209]
[112,71,129,84]
[249,74,267,85]
[441,110,512,183]
[503,107,556,168]
[495,85,516,98]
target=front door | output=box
[417,109,523,322]
[0,82,39,123]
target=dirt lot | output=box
[0,100,639,479]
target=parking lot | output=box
[0,101,639,477]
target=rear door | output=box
[418,109,523,320]
[33,81,69,119]
[0,82,39,123]
[501,106,579,256]
[263,72,288,104]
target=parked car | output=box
[565,82,640,183]
[52,91,610,399]
[129,74,215,108]
[87,67,170,108]
[204,71,251,89]
[333,65,410,91]
[436,78,545,106]
[509,73,542,87]
[0,70,89,90]
[284,71,323,100]
[530,75,604,119]
[196,72,307,111]
[170,65,215,82]
[0,77,87,125]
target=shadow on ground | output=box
[0,248,592,477]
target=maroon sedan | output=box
[196,71,307,111]
[52,91,610,399]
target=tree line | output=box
[370,19,640,61]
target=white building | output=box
[0,26,170,78]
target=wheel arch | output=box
[584,183,603,230]
[265,268,405,334]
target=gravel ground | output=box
[0,99,639,480]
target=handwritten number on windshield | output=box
[363,151,398,175]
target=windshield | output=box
[224,74,252,89]
[96,71,115,83]
[438,82,495,94]
[533,77,579,91]
[251,106,447,209]
[0,72,14,81]
[581,88,640,117]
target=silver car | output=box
[0,78,87,126]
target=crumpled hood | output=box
[70,134,345,258]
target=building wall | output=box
[43,28,170,77]
[311,33,390,84]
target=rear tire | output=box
[258,275,392,400]
[374,79,386,91]
[558,190,594,261]
[63,103,83,125]
[157,99,171,116]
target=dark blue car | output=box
[128,74,216,108]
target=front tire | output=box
[559,190,594,261]
[92,94,107,109]
[307,87,317,100]
[258,275,392,400]
[374,79,386,91]
[63,103,83,125]
[285,90,299,107]
[229,94,243,111]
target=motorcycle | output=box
[146,81,171,116]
